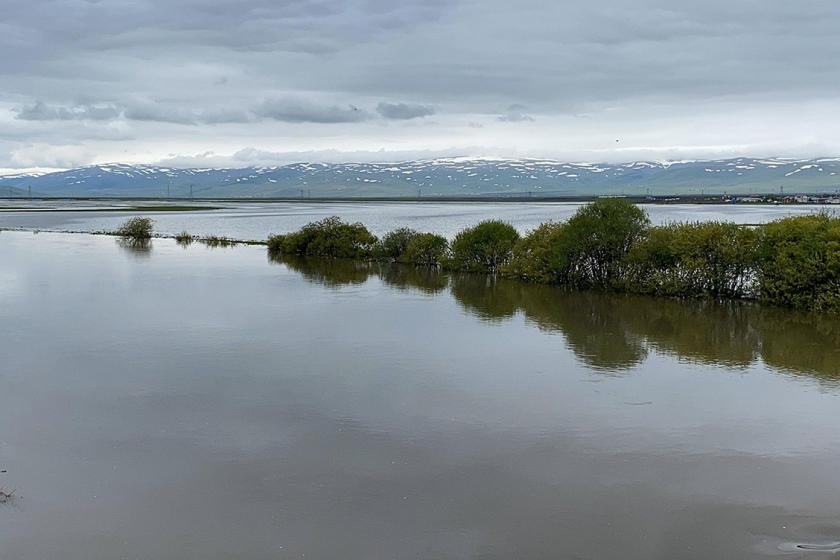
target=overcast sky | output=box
[2,0,840,171]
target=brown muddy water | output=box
[1,231,839,559]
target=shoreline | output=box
[0,195,839,206]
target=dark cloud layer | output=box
[2,0,840,169]
[376,102,435,120]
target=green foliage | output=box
[261,203,840,314]
[755,214,840,312]
[558,198,650,288]
[267,216,378,259]
[627,221,757,298]
[503,222,567,283]
[448,220,520,273]
[401,233,448,266]
[115,216,153,239]
[375,228,418,260]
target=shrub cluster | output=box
[448,220,520,273]
[625,221,757,298]
[755,214,840,312]
[266,205,840,313]
[504,201,839,312]
[115,216,154,239]
[267,216,377,259]
[268,217,450,266]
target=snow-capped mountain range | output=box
[2,157,840,197]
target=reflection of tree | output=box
[270,254,373,287]
[450,278,647,370]
[621,298,760,368]
[448,273,840,380]
[376,264,448,295]
[449,275,520,322]
[115,237,152,258]
[274,254,840,382]
[270,254,449,294]
[757,310,840,382]
[521,289,648,371]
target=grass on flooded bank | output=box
[264,200,840,314]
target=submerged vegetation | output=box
[201,235,237,248]
[175,231,195,245]
[267,201,840,313]
[114,216,153,239]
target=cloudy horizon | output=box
[3,0,840,172]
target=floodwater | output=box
[1,231,840,560]
[0,200,833,239]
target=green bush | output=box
[755,214,840,312]
[267,216,378,259]
[448,220,520,273]
[627,221,757,298]
[115,217,153,239]
[374,228,418,261]
[503,222,567,283]
[401,233,449,266]
[559,198,649,288]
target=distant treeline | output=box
[266,199,840,313]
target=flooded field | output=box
[0,200,832,239]
[1,231,839,559]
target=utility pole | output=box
[167,180,171,198]
[189,184,194,199]
[28,185,32,199]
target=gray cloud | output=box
[15,101,120,121]
[2,0,840,169]
[122,101,253,125]
[376,102,435,120]
[255,98,372,123]
[497,104,535,123]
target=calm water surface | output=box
[1,231,840,559]
[0,201,833,239]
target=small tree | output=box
[115,217,154,239]
[755,214,840,312]
[402,233,449,266]
[448,220,520,273]
[375,228,420,261]
[559,199,649,288]
[627,221,757,298]
[503,221,567,283]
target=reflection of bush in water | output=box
[272,254,374,287]
[270,253,448,293]
[376,264,448,295]
[115,237,152,257]
[519,288,648,371]
[757,310,840,382]
[450,277,646,370]
[449,275,521,321]
[448,275,840,379]
[621,298,760,368]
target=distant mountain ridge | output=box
[3,157,840,197]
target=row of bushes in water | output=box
[266,200,840,313]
